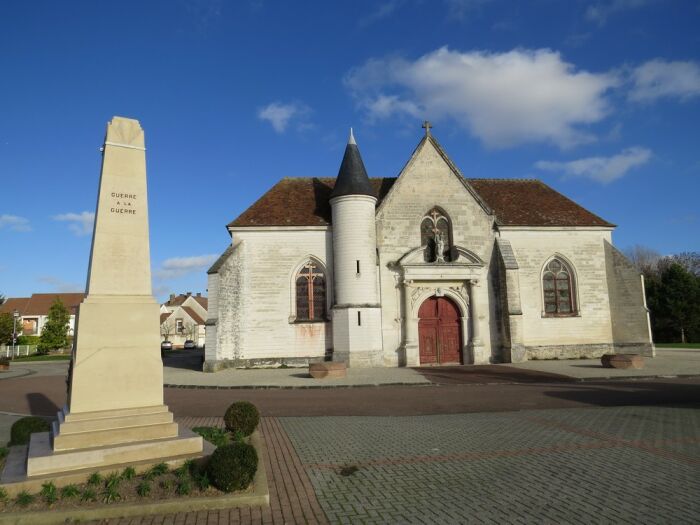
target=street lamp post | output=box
[12,309,19,357]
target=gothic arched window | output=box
[543,257,576,316]
[420,208,452,262]
[295,260,327,321]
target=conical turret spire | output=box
[330,128,374,199]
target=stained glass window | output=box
[295,261,326,321]
[543,258,576,315]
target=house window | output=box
[420,207,452,262]
[176,319,184,333]
[543,258,576,316]
[295,261,327,321]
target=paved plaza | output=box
[282,406,700,524]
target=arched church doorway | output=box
[418,296,463,365]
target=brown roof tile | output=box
[182,306,205,325]
[1,293,85,316]
[468,179,614,227]
[0,297,30,315]
[164,294,208,310]
[228,177,613,228]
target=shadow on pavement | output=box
[542,379,700,407]
[413,365,577,385]
[162,349,204,371]
[26,392,60,416]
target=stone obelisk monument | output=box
[24,117,203,477]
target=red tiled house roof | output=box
[228,177,613,229]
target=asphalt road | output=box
[1,372,698,417]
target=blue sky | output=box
[1,0,699,301]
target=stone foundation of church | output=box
[202,355,330,373]
[525,342,655,361]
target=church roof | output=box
[329,130,375,199]
[227,177,614,228]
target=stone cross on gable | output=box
[422,120,432,136]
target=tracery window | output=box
[543,258,576,316]
[295,261,327,321]
[420,208,452,262]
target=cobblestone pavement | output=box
[281,405,700,524]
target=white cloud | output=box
[534,147,652,183]
[629,59,700,102]
[37,276,82,293]
[359,0,404,27]
[0,214,31,232]
[585,0,651,26]
[53,211,95,236]
[345,47,618,148]
[445,0,492,19]
[154,254,219,280]
[258,101,311,133]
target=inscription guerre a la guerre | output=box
[110,192,137,215]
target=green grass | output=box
[656,343,700,349]
[192,426,230,448]
[11,354,71,362]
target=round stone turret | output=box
[329,130,383,367]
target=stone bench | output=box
[601,354,645,370]
[309,362,347,379]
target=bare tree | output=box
[184,322,197,342]
[160,320,175,342]
[624,245,662,278]
[668,252,700,277]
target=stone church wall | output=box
[502,228,616,359]
[210,228,333,369]
[604,240,654,356]
[375,139,496,364]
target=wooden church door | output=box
[418,296,463,365]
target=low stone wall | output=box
[525,343,614,361]
[203,356,328,373]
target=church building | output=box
[204,126,653,371]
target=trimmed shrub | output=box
[16,335,40,346]
[207,442,258,493]
[9,416,51,446]
[223,401,260,437]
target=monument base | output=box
[22,404,203,477]
[1,430,213,497]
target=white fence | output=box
[1,345,39,358]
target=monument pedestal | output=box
[0,117,205,493]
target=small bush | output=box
[136,480,151,497]
[150,462,169,477]
[16,335,40,346]
[87,472,103,486]
[60,484,80,499]
[177,479,192,496]
[193,471,210,491]
[207,442,258,493]
[105,472,121,490]
[9,416,51,446]
[223,401,260,437]
[0,487,7,501]
[121,466,136,480]
[174,464,190,480]
[160,478,174,491]
[81,488,97,502]
[0,447,8,460]
[16,491,35,507]
[40,482,58,504]
[192,426,229,447]
[101,484,121,504]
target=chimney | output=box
[186,292,192,296]
[196,292,201,297]
[169,294,175,302]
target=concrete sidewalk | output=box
[505,347,700,380]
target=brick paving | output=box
[96,416,328,525]
[281,406,700,524]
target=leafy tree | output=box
[648,263,700,343]
[0,313,16,345]
[38,298,70,353]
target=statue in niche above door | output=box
[420,207,452,263]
